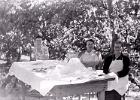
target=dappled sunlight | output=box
[0,0,140,99]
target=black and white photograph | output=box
[0,0,140,100]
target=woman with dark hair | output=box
[78,39,101,70]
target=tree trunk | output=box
[17,52,21,62]
[107,0,119,54]
[111,32,119,53]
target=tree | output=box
[0,0,16,62]
[1,0,140,63]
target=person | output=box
[54,39,100,76]
[103,40,130,100]
[78,39,101,70]
[34,35,49,60]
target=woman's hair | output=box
[36,35,42,39]
[85,39,94,44]
[81,39,94,50]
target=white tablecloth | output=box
[8,58,103,96]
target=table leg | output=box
[98,90,105,100]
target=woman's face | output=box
[36,38,42,45]
[86,41,94,51]
[114,43,122,55]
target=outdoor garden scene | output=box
[0,0,140,100]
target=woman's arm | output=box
[103,56,112,74]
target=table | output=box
[8,60,114,100]
[49,76,114,100]
[8,60,68,96]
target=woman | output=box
[34,36,49,60]
[54,39,101,77]
[78,39,100,70]
[103,40,130,100]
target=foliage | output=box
[0,0,140,64]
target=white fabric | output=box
[65,52,78,59]
[8,58,102,96]
[109,60,123,73]
[107,60,129,95]
[8,60,66,96]
[80,50,99,68]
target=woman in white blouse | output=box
[78,39,101,70]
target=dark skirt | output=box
[105,90,125,100]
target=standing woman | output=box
[34,35,49,60]
[78,39,101,70]
[103,40,130,100]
